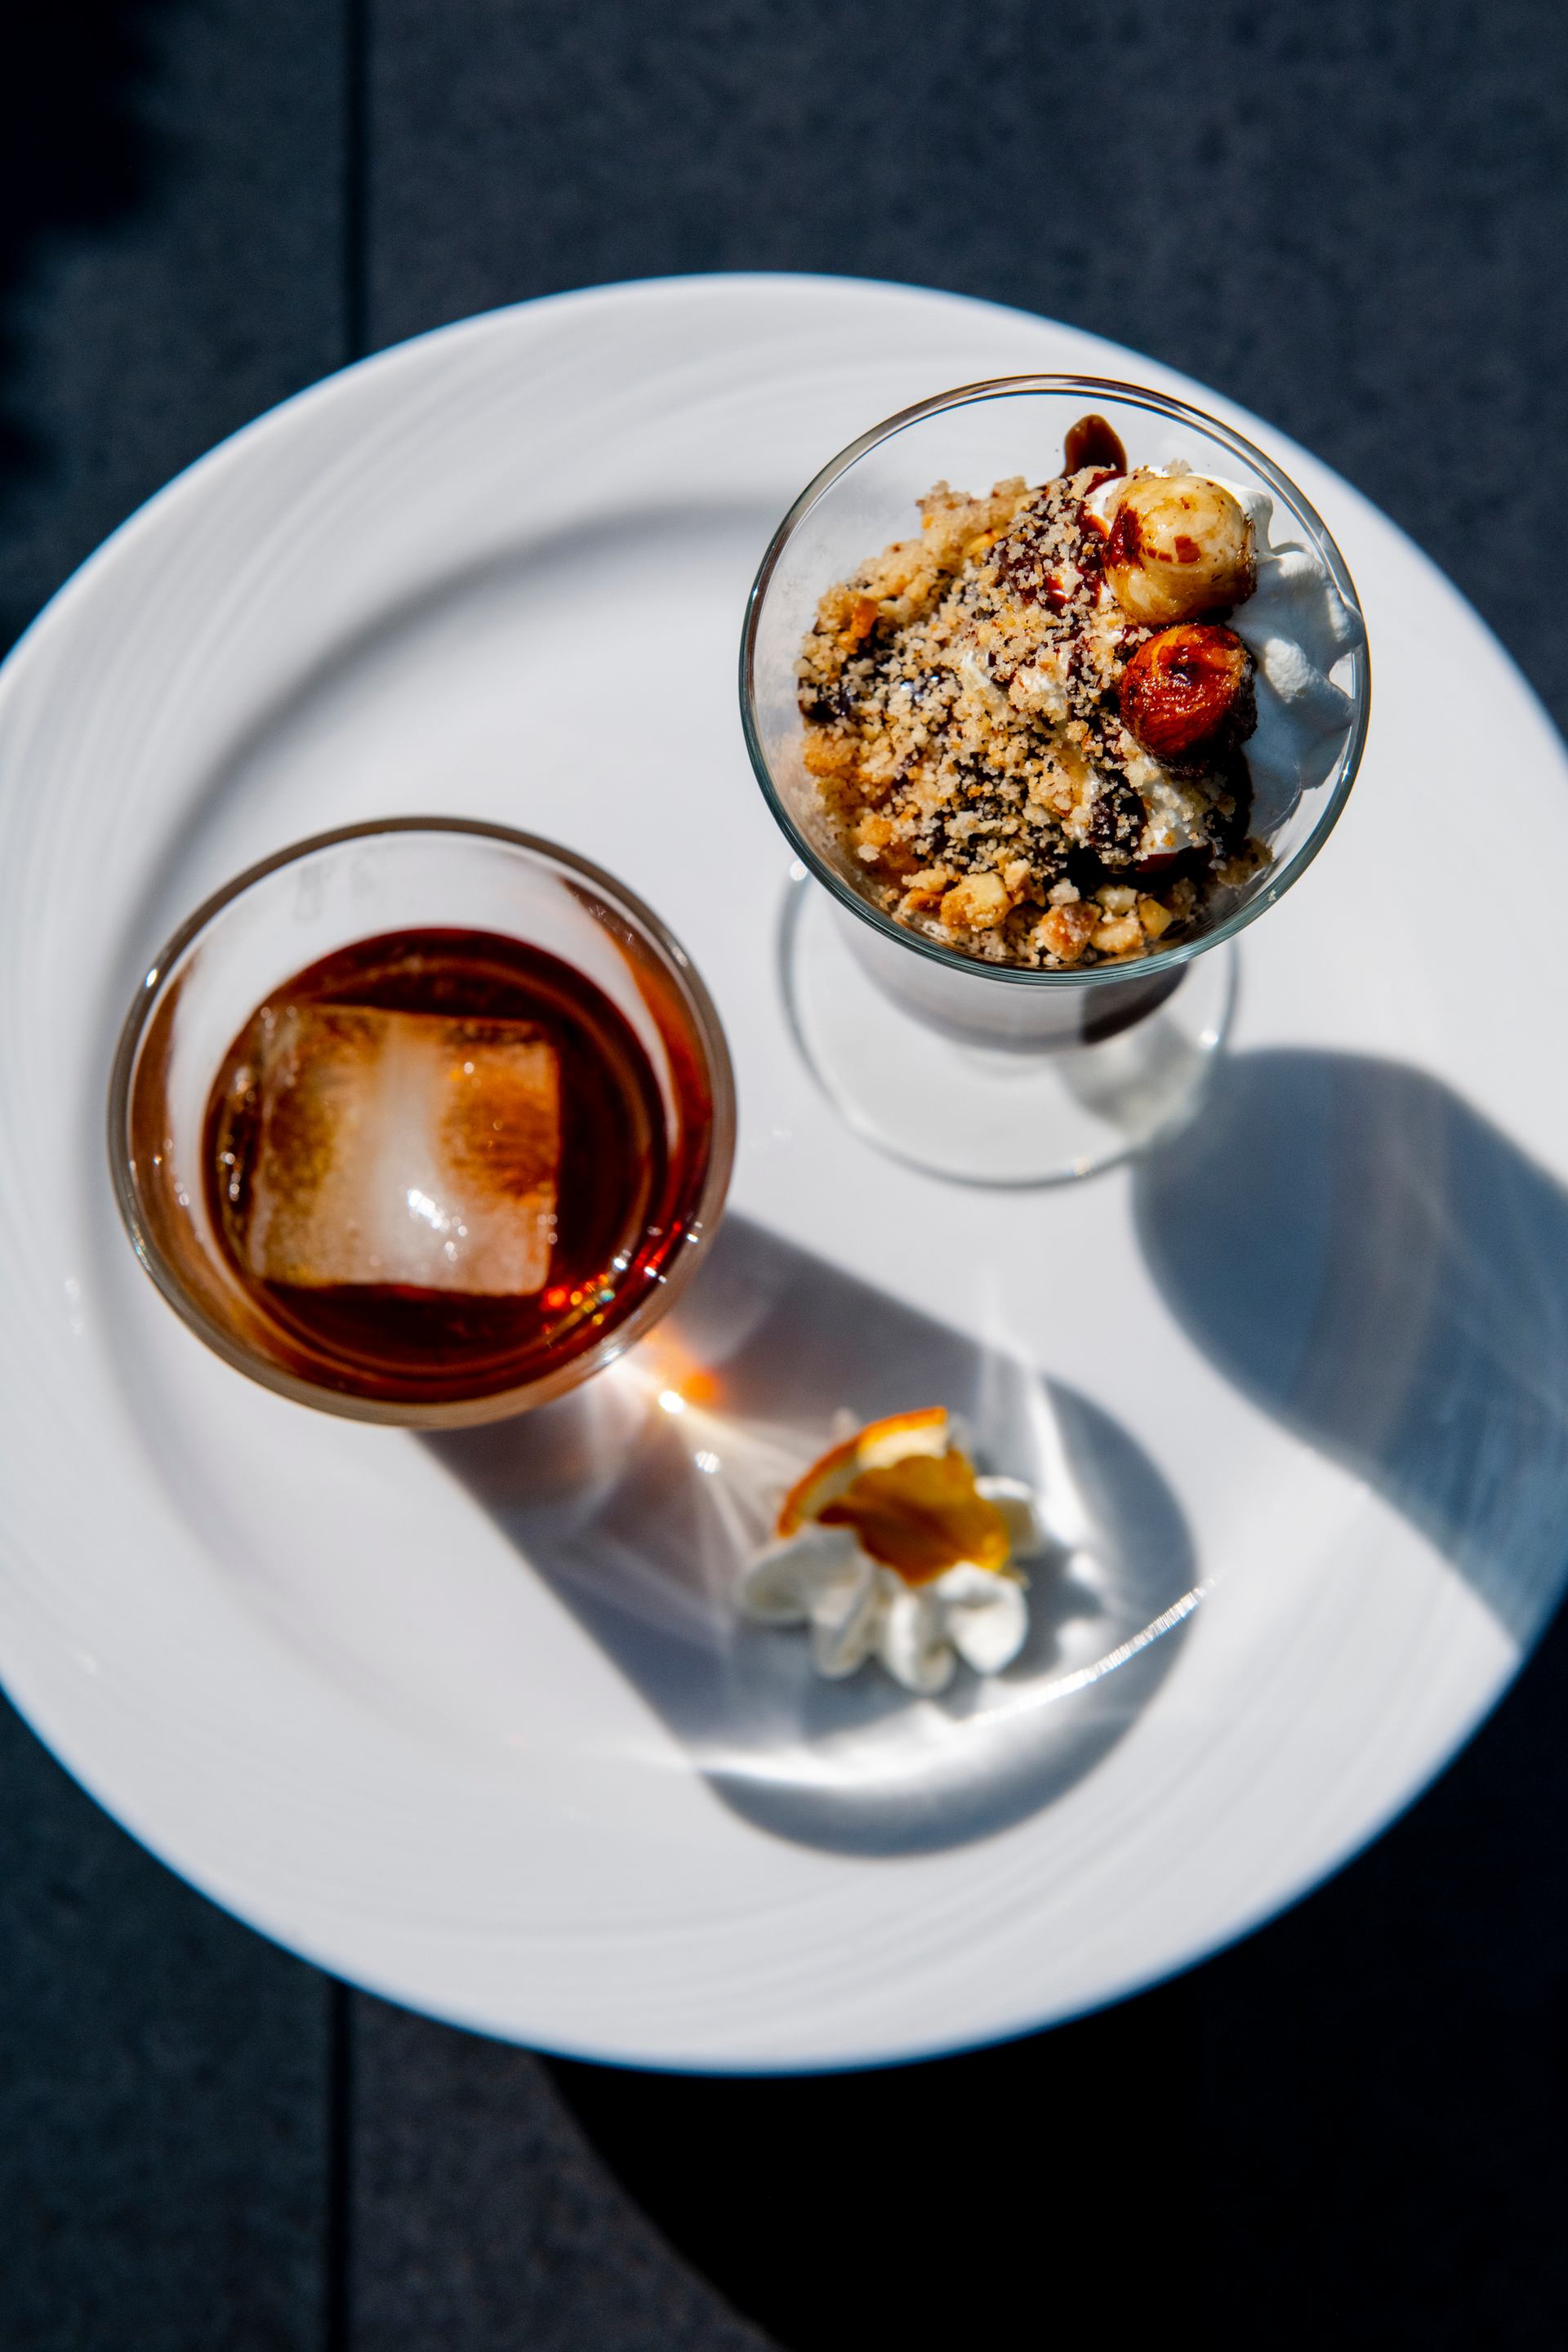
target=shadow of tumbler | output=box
[427,1217,1200,1856]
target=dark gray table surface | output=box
[3,4,1567,2345]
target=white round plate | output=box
[2,275,1565,2071]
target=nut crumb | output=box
[1035,902,1100,964]
[941,871,1012,931]
[1090,911,1146,957]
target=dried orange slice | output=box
[777,1408,1011,1588]
[776,1407,948,1536]
[819,1451,1011,1587]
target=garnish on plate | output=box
[739,1408,1043,1694]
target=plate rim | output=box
[0,268,1559,2070]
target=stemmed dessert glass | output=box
[742,376,1370,1184]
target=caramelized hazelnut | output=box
[1119,625,1256,765]
[1106,474,1255,625]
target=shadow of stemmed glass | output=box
[1134,1047,1568,1653]
[425,1216,1200,1856]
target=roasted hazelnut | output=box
[1119,625,1256,766]
[1106,474,1255,625]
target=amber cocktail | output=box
[111,822,733,1425]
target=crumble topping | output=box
[797,433,1272,968]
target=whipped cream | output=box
[1219,479,1363,831]
[739,1410,1042,1695]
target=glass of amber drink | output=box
[110,818,734,1426]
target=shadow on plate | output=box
[1134,1046,1568,1653]
[425,1217,1200,1856]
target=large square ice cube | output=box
[242,1004,559,1295]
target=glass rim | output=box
[740,372,1372,991]
[107,814,737,1428]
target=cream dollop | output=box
[738,1410,1043,1695]
[1218,480,1362,829]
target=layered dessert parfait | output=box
[797,414,1358,968]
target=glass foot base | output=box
[780,878,1236,1187]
